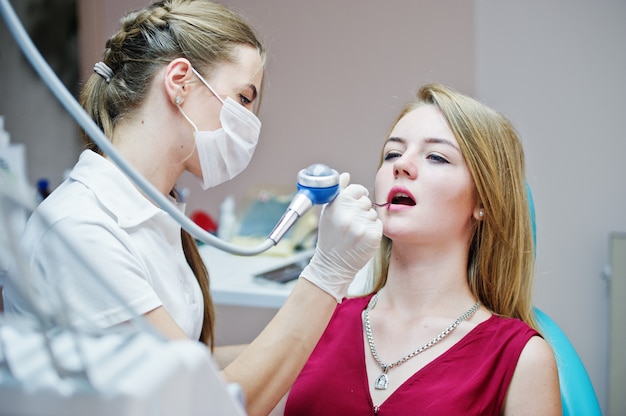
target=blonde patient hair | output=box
[78,0,265,349]
[371,83,538,331]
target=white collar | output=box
[69,150,179,228]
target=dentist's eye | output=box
[383,151,402,161]
[239,95,251,105]
[239,94,252,106]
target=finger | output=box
[362,207,379,221]
[352,206,379,222]
[356,194,374,209]
[339,172,350,190]
[340,183,369,200]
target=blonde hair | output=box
[371,83,538,331]
[79,0,265,349]
[80,0,265,148]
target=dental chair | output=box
[534,307,602,415]
[527,185,602,415]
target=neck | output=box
[109,124,184,197]
[106,75,195,198]
[110,96,193,197]
[379,241,475,314]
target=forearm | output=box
[222,278,336,416]
[213,344,248,370]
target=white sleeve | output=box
[14,213,162,330]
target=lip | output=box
[386,186,416,209]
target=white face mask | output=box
[178,68,261,189]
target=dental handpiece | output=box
[268,164,340,244]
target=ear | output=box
[163,58,194,106]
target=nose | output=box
[393,155,417,179]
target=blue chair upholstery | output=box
[527,185,602,415]
[534,308,602,415]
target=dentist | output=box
[2,1,382,415]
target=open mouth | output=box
[390,192,416,206]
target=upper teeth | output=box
[391,192,415,205]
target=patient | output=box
[282,83,561,415]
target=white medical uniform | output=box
[3,150,203,340]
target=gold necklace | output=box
[363,292,481,390]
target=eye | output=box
[383,150,402,161]
[427,153,450,164]
[239,94,252,106]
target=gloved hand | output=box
[301,173,382,302]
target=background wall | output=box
[179,0,475,217]
[474,3,626,413]
[2,1,624,414]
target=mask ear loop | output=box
[191,67,225,105]
[176,98,198,132]
[175,96,199,165]
[178,67,228,167]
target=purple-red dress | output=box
[285,295,538,416]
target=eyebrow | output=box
[386,136,461,153]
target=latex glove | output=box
[301,173,382,302]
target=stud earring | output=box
[479,209,484,218]
[175,96,182,105]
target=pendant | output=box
[375,373,389,390]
